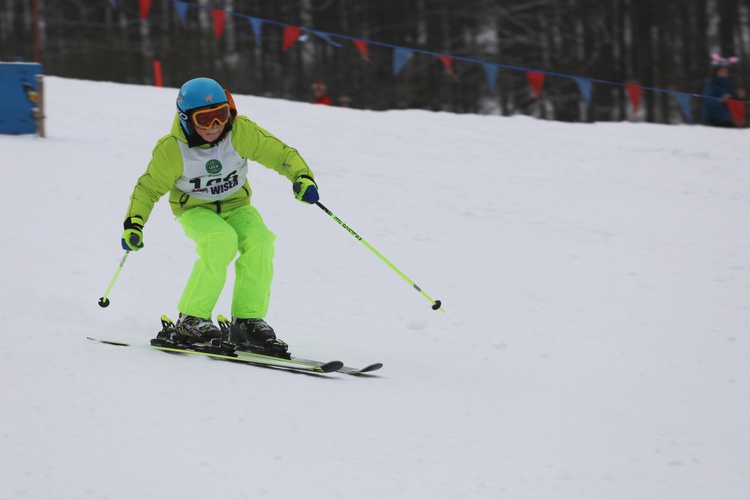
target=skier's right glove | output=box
[121,216,145,251]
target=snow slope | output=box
[2,76,749,500]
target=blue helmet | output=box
[176,77,229,133]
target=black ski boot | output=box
[151,314,235,355]
[230,318,290,358]
[175,313,223,343]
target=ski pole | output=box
[98,250,130,308]
[315,201,444,312]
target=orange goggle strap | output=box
[224,89,237,119]
[191,103,231,130]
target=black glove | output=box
[121,216,144,251]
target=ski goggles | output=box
[190,103,231,130]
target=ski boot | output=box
[150,316,183,348]
[151,314,235,356]
[229,318,290,359]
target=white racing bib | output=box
[174,132,248,201]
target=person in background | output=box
[702,54,746,127]
[120,77,319,356]
[311,82,331,105]
[338,95,352,108]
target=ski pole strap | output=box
[315,202,444,312]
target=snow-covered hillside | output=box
[2,76,749,499]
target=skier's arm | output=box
[121,137,181,251]
[231,116,314,183]
[125,136,183,225]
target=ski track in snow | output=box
[1,77,749,499]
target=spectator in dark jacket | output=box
[702,54,745,127]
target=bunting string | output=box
[111,0,745,126]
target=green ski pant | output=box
[177,205,276,320]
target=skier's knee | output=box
[257,227,276,249]
[238,226,276,253]
[200,229,239,261]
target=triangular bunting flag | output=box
[439,56,458,80]
[174,1,189,26]
[482,63,498,93]
[673,92,692,123]
[574,77,593,107]
[353,40,372,63]
[283,25,302,51]
[625,84,643,115]
[211,9,226,39]
[725,99,747,128]
[313,31,342,47]
[108,0,117,8]
[526,71,545,100]
[138,0,152,20]
[249,17,263,46]
[393,48,411,76]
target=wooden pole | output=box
[35,75,45,138]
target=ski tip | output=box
[360,362,384,373]
[341,362,384,375]
[160,314,174,323]
[320,360,345,373]
[87,337,130,347]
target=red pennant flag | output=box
[211,10,226,39]
[153,60,163,87]
[439,56,458,80]
[725,99,747,128]
[138,0,152,20]
[625,84,643,115]
[353,40,372,63]
[525,71,545,100]
[283,25,302,51]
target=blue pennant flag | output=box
[108,0,117,8]
[674,92,692,123]
[574,77,593,107]
[482,63,498,93]
[393,48,411,76]
[249,17,263,46]
[174,1,189,26]
[313,31,342,47]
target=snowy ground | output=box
[1,76,749,499]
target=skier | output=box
[702,54,746,127]
[121,77,319,354]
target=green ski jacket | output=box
[125,114,314,224]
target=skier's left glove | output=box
[293,176,319,204]
[121,216,145,251]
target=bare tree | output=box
[0,0,745,125]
